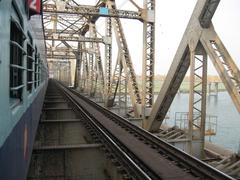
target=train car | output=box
[0,0,48,179]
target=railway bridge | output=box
[30,0,240,179]
[0,0,240,179]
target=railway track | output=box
[50,79,232,180]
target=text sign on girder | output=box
[28,0,41,15]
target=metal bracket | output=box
[103,36,112,45]
[141,9,155,23]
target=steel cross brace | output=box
[91,24,105,99]
[147,0,240,132]
[142,0,155,123]
[43,3,142,20]
[111,16,142,117]
[45,35,105,43]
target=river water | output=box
[163,92,240,152]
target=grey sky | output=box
[78,0,240,75]
[122,0,240,75]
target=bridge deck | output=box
[27,80,232,180]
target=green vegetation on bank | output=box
[136,75,226,93]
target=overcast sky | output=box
[78,0,240,75]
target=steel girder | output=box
[118,62,128,116]
[87,39,95,96]
[46,54,76,59]
[43,0,154,119]
[74,43,82,88]
[188,43,208,159]
[107,51,122,107]
[103,0,156,118]
[49,61,71,83]
[43,0,97,87]
[200,25,240,112]
[91,24,105,99]
[80,43,89,92]
[104,17,112,105]
[43,3,142,20]
[148,0,240,153]
[199,0,220,28]
[45,34,105,43]
[147,0,221,132]
[112,16,142,117]
[146,0,240,159]
[142,0,155,122]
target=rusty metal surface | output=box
[27,82,108,180]
[56,80,233,180]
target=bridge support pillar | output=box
[188,42,207,159]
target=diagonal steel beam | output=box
[200,25,240,112]
[147,0,220,132]
[112,16,142,117]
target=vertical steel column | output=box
[118,62,127,116]
[188,43,207,159]
[92,58,98,96]
[52,1,58,48]
[105,17,112,106]
[68,61,72,86]
[58,63,61,81]
[147,0,221,132]
[92,24,105,99]
[88,52,94,95]
[74,43,82,89]
[88,24,95,96]
[81,43,89,92]
[56,63,60,81]
[107,51,122,107]
[142,0,155,124]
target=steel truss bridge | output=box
[41,0,240,178]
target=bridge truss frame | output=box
[42,0,240,158]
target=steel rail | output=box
[56,81,152,180]
[72,89,232,179]
[54,80,233,180]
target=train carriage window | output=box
[41,62,43,83]
[27,33,34,92]
[34,47,38,88]
[9,20,26,106]
[38,60,42,85]
[41,64,47,83]
[24,0,29,17]
[37,54,41,86]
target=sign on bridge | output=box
[28,0,41,15]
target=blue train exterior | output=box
[0,0,47,179]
